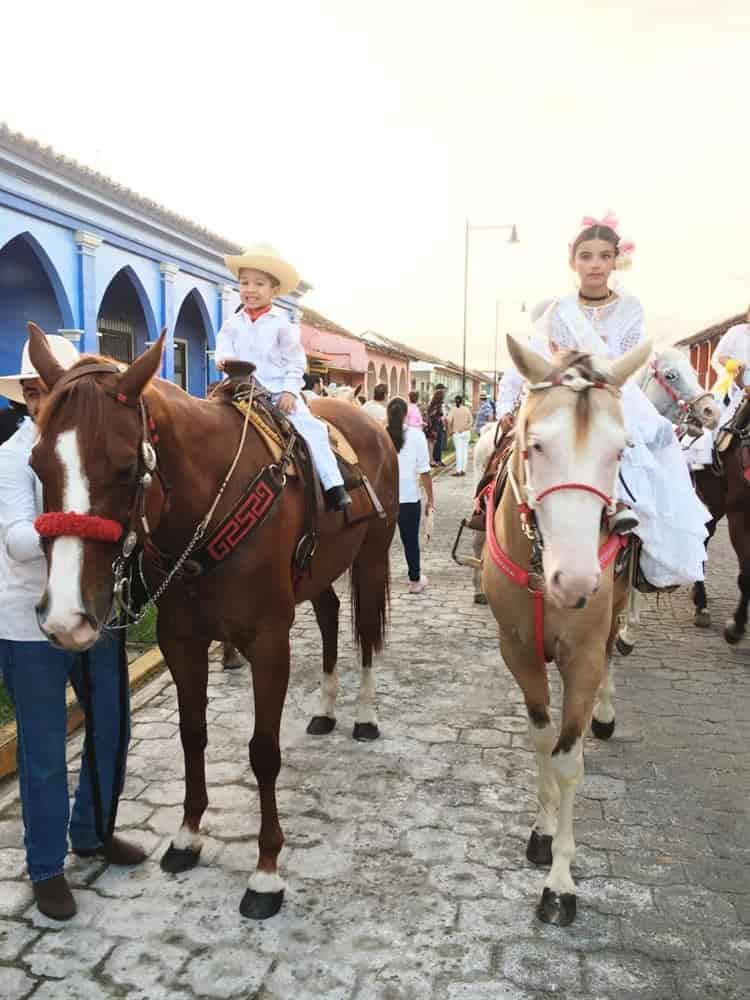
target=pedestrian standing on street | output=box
[362,383,388,424]
[0,334,147,922]
[426,386,447,467]
[473,391,495,435]
[386,397,434,594]
[218,244,350,511]
[406,390,424,429]
[447,394,473,476]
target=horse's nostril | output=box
[552,570,562,587]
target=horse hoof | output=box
[591,717,616,740]
[615,636,634,657]
[353,722,380,741]
[161,843,201,874]
[526,830,553,866]
[694,609,711,629]
[306,715,336,735]
[239,888,284,920]
[473,593,488,605]
[537,887,576,926]
[724,620,744,645]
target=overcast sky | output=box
[2,1,749,370]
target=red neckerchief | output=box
[245,304,272,323]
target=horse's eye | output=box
[532,442,543,453]
[666,371,677,381]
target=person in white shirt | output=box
[711,309,750,414]
[0,334,146,921]
[362,382,388,424]
[218,244,350,512]
[385,397,434,594]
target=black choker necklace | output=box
[579,290,612,302]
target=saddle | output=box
[715,392,750,454]
[208,364,384,571]
[466,432,514,532]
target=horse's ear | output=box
[117,329,166,399]
[506,335,550,385]
[27,322,65,390]
[610,339,653,388]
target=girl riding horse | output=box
[496,212,710,591]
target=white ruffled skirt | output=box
[617,384,711,588]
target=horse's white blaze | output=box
[545,740,584,897]
[247,869,285,893]
[529,407,622,602]
[593,658,616,725]
[45,430,89,633]
[528,720,559,837]
[355,667,377,725]
[172,824,203,852]
[319,669,338,718]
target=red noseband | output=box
[35,512,123,543]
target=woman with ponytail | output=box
[387,397,434,594]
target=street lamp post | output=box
[461,221,519,397]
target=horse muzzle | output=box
[36,601,101,652]
[547,568,601,610]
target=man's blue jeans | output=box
[0,634,129,883]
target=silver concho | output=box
[142,441,157,471]
[122,530,138,558]
[140,471,153,489]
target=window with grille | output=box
[97,318,133,364]
[174,341,187,391]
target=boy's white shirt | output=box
[215,307,307,396]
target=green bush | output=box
[0,682,13,726]
[126,604,158,646]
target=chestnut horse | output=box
[26,323,398,920]
[481,335,651,926]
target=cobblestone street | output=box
[1,460,749,999]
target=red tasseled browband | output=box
[35,512,123,543]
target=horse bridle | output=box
[505,358,620,543]
[33,362,168,627]
[645,358,713,433]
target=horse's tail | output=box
[350,543,390,657]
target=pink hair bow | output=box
[581,211,620,232]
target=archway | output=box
[174,289,211,396]
[0,232,74,382]
[97,267,158,365]
[378,364,387,388]
[366,361,376,398]
[398,369,407,397]
[389,367,398,398]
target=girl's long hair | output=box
[386,397,408,453]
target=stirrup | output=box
[609,507,639,535]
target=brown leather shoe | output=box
[33,874,76,921]
[73,834,147,866]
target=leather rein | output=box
[481,359,628,666]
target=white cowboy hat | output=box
[223,243,300,296]
[0,334,80,403]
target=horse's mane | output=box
[37,353,126,441]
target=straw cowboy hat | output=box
[223,243,300,296]
[0,334,80,404]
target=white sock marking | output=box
[355,666,377,725]
[247,870,285,893]
[172,824,203,852]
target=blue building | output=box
[0,124,306,401]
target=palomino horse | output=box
[692,398,750,642]
[470,347,721,607]
[26,323,398,920]
[481,335,651,926]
